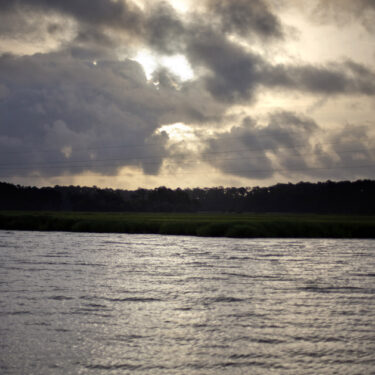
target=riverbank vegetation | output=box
[1,180,375,214]
[0,211,374,238]
[1,180,374,238]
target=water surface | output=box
[0,230,374,374]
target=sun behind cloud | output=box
[133,49,194,81]
[0,0,374,188]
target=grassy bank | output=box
[0,211,374,238]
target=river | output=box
[0,230,374,374]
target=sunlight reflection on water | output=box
[0,231,374,374]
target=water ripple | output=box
[0,231,374,375]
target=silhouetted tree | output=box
[1,180,375,214]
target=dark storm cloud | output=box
[3,0,374,103]
[261,60,375,96]
[203,112,319,179]
[150,68,225,124]
[73,26,117,49]
[311,0,375,31]
[327,125,375,177]
[0,0,143,31]
[203,112,375,180]
[0,0,284,57]
[186,29,263,103]
[0,0,144,56]
[0,0,282,43]
[143,7,375,104]
[0,0,186,54]
[142,2,186,55]
[0,52,167,178]
[0,48,229,179]
[181,2,375,103]
[301,124,375,181]
[1,0,375,183]
[206,0,283,39]
[0,4,69,51]
[185,26,375,103]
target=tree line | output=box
[0,180,374,214]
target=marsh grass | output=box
[0,211,374,238]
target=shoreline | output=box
[1,211,374,239]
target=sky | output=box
[0,0,375,189]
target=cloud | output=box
[0,0,187,56]
[152,68,227,124]
[203,111,375,180]
[3,0,374,104]
[185,26,375,103]
[311,0,375,31]
[1,0,284,45]
[205,0,283,39]
[328,125,375,174]
[203,111,319,179]
[0,4,77,55]
[0,0,144,60]
[0,0,143,31]
[142,2,186,55]
[0,51,169,178]
[185,29,263,103]
[280,0,375,32]
[1,0,374,185]
[0,47,231,179]
[261,60,375,96]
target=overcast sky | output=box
[1,0,375,188]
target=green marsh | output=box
[0,211,374,238]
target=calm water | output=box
[0,231,374,374]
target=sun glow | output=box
[133,50,194,81]
[157,122,196,142]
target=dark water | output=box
[0,231,374,374]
